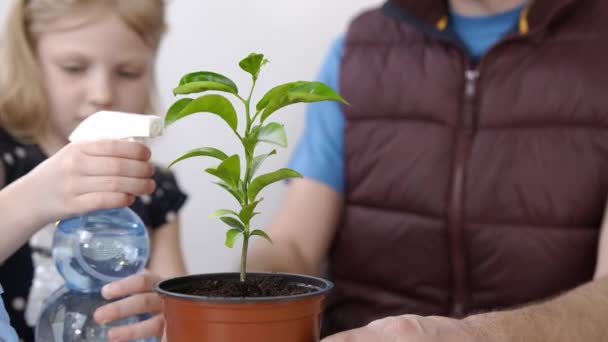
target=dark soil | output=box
[175,274,316,297]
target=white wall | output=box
[0,1,383,274]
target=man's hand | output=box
[321,315,477,342]
[93,270,165,342]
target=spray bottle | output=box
[36,111,162,342]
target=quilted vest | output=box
[324,0,608,335]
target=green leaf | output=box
[225,228,242,248]
[260,81,348,123]
[256,81,306,112]
[288,81,348,103]
[249,168,302,202]
[220,217,245,231]
[243,125,261,159]
[168,147,228,168]
[249,150,276,182]
[257,123,287,147]
[165,98,193,127]
[238,180,247,201]
[214,182,243,204]
[239,198,262,226]
[209,209,239,219]
[164,94,238,130]
[239,53,268,79]
[173,81,237,96]
[205,154,241,188]
[250,229,273,244]
[177,71,238,94]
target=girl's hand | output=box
[93,270,165,342]
[26,139,155,224]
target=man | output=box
[249,0,608,340]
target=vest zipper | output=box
[464,70,479,134]
[448,67,479,317]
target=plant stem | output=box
[235,94,247,104]
[241,77,257,205]
[240,232,249,282]
[239,78,258,283]
[243,155,252,199]
[245,78,257,135]
[232,129,242,141]
[251,110,261,124]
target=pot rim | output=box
[154,272,333,303]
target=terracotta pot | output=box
[155,272,333,342]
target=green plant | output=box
[165,53,346,282]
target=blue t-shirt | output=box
[0,285,18,342]
[289,5,525,193]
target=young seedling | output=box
[165,53,346,282]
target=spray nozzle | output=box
[69,111,163,142]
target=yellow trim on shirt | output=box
[436,16,449,31]
[519,5,531,34]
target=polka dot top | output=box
[0,128,187,341]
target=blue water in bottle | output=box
[36,208,154,342]
[53,208,150,292]
[37,287,152,342]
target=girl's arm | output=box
[0,140,155,263]
[148,218,187,278]
[0,170,52,262]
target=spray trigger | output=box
[69,111,163,142]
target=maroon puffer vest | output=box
[325,0,608,336]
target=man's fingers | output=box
[321,326,381,342]
[107,314,165,342]
[94,293,162,324]
[102,270,163,300]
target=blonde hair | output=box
[0,0,166,142]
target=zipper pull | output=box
[463,69,479,134]
[465,70,479,97]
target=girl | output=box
[0,1,187,341]
[0,284,18,341]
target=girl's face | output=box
[35,7,154,151]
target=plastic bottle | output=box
[36,111,162,342]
